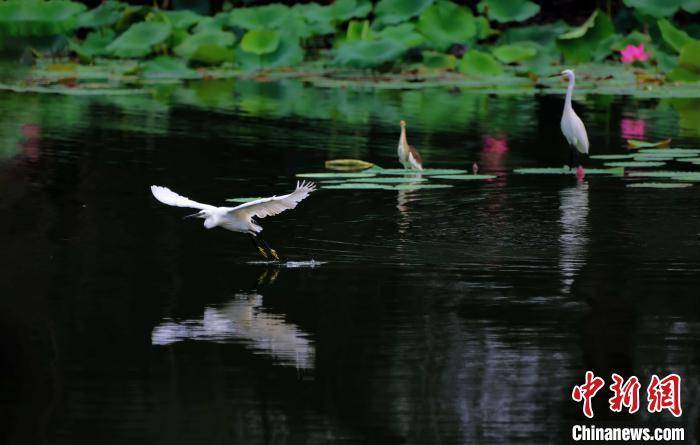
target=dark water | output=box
[0,81,698,444]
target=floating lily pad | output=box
[513,166,624,175]
[589,154,635,160]
[626,182,693,189]
[347,176,428,183]
[323,183,392,190]
[604,161,666,168]
[628,171,700,180]
[633,156,677,162]
[391,183,453,190]
[627,138,672,149]
[431,174,497,180]
[676,157,700,163]
[296,172,377,178]
[325,159,375,171]
[637,148,700,155]
[372,168,467,175]
[226,197,261,203]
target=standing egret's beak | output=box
[183,211,201,219]
[548,72,564,78]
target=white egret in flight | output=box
[398,120,423,170]
[150,181,316,260]
[551,69,589,170]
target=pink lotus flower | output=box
[620,44,650,64]
[620,118,646,140]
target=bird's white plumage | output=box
[150,181,316,235]
[228,181,316,221]
[561,108,589,154]
[559,69,589,155]
[150,185,214,210]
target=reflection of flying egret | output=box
[150,181,316,260]
[152,294,315,370]
[550,69,589,170]
[398,120,423,170]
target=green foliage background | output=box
[1,0,700,82]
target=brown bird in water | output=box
[398,120,423,170]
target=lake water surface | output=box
[0,81,698,444]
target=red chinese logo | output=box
[573,372,683,418]
[647,374,682,417]
[609,373,641,414]
[572,371,605,418]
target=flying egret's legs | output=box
[258,236,280,261]
[250,235,269,259]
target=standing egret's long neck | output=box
[564,73,575,110]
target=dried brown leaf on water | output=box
[324,159,375,171]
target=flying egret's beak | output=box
[183,211,200,219]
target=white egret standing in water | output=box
[150,181,316,260]
[551,69,589,170]
[398,120,423,170]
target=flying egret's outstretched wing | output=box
[228,181,316,220]
[150,185,215,210]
